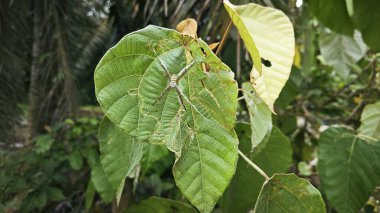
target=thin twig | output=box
[236,31,241,80]
[215,20,232,56]
[345,59,377,124]
[320,61,374,107]
[238,149,270,181]
[196,0,210,23]
[164,0,168,17]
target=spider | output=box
[152,57,196,110]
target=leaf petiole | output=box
[238,149,270,181]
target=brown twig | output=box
[215,20,232,56]
[321,61,374,107]
[236,31,241,80]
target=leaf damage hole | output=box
[261,58,272,67]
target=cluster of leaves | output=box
[1,114,193,212]
[0,117,102,212]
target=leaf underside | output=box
[242,82,272,148]
[98,117,143,193]
[224,0,295,110]
[319,31,367,79]
[94,25,238,213]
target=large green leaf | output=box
[172,116,238,213]
[310,0,354,35]
[221,124,292,213]
[318,127,380,212]
[98,117,143,193]
[359,102,380,139]
[95,25,238,213]
[95,25,237,145]
[242,82,272,148]
[127,197,196,213]
[141,143,169,175]
[224,0,295,110]
[351,0,380,50]
[91,163,115,203]
[254,174,326,213]
[319,31,367,79]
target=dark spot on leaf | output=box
[201,47,207,57]
[200,79,206,87]
[261,58,272,67]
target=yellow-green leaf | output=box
[223,0,262,75]
[224,0,295,110]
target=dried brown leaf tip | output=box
[208,42,219,51]
[176,18,198,38]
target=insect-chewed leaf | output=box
[94,25,238,213]
[224,0,295,111]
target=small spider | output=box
[153,57,196,110]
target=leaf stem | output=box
[238,149,270,181]
[215,20,232,56]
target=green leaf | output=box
[310,0,354,35]
[45,187,65,202]
[221,124,292,213]
[85,181,96,210]
[224,0,295,110]
[254,174,326,213]
[242,82,272,148]
[99,117,143,192]
[33,191,47,209]
[298,162,312,176]
[34,135,54,154]
[351,0,380,50]
[127,197,196,213]
[319,31,367,79]
[95,25,238,212]
[91,163,115,203]
[95,25,237,145]
[141,143,169,175]
[172,116,238,213]
[68,151,83,170]
[359,102,380,139]
[318,127,380,213]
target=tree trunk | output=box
[28,1,45,140]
